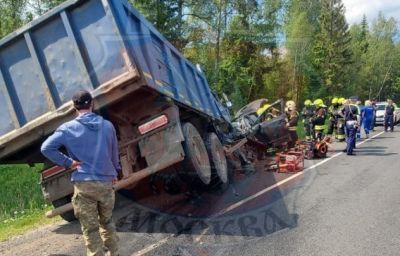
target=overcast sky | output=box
[343,0,400,24]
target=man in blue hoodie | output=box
[41,90,120,256]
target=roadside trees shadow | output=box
[114,168,298,243]
[51,167,299,246]
[51,220,80,235]
[357,152,398,156]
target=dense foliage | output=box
[1,0,400,110]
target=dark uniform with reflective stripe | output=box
[312,107,326,139]
[302,105,315,140]
[327,104,340,135]
[287,110,299,148]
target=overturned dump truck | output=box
[0,0,290,221]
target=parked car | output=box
[394,103,400,124]
[374,102,400,125]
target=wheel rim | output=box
[192,134,211,184]
[213,137,228,183]
[182,123,212,185]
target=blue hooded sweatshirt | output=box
[41,112,120,182]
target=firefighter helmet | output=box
[314,99,324,108]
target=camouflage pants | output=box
[72,181,119,256]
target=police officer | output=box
[385,99,395,132]
[312,99,327,140]
[41,90,120,256]
[342,99,357,155]
[302,100,315,140]
[286,100,299,148]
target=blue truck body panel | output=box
[0,0,230,142]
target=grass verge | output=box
[0,164,61,241]
[0,209,61,241]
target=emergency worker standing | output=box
[285,100,299,148]
[385,99,395,132]
[335,98,346,141]
[327,98,340,137]
[362,100,374,138]
[41,90,120,256]
[302,100,315,140]
[370,98,377,131]
[312,99,327,140]
[342,99,357,155]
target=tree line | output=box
[1,0,400,110]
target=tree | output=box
[0,0,27,38]
[363,13,399,101]
[129,0,189,50]
[312,0,352,97]
[284,0,321,102]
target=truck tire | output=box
[51,196,76,222]
[205,133,228,184]
[182,122,211,185]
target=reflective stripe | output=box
[315,125,325,130]
[288,127,297,131]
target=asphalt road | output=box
[1,126,400,256]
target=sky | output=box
[343,0,400,24]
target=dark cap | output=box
[72,90,92,110]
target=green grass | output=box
[0,164,61,241]
[297,119,306,139]
[0,208,60,241]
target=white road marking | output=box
[215,131,385,216]
[131,131,385,255]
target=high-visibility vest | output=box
[336,134,345,139]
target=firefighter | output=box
[384,99,395,132]
[327,98,340,137]
[302,99,315,140]
[335,97,346,141]
[286,100,299,148]
[312,99,327,140]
